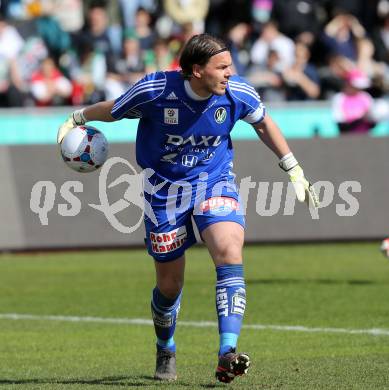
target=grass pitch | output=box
[0,242,389,389]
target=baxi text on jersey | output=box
[166,134,222,147]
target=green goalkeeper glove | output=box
[279,153,320,209]
[57,109,87,144]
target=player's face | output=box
[195,51,233,96]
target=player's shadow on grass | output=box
[0,376,217,387]
[246,278,377,285]
[0,376,150,387]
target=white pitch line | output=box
[1,313,389,337]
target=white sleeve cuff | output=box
[242,104,265,124]
[73,108,87,125]
[279,153,298,171]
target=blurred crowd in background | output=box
[1,0,389,133]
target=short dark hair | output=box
[179,34,228,79]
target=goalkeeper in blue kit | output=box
[58,34,319,383]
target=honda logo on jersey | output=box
[164,108,179,124]
[182,154,198,167]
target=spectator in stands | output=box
[321,10,365,62]
[84,0,124,56]
[250,20,295,72]
[1,1,71,62]
[75,2,117,74]
[0,14,27,106]
[0,14,24,59]
[119,33,146,77]
[318,53,353,99]
[356,37,388,97]
[332,68,375,134]
[226,22,252,76]
[17,35,48,94]
[325,0,380,32]
[130,7,157,51]
[0,0,386,108]
[118,0,158,30]
[246,48,286,101]
[69,36,106,105]
[30,56,72,106]
[282,41,320,100]
[294,30,326,70]
[35,11,71,61]
[163,0,209,37]
[0,55,26,106]
[105,32,147,100]
[144,37,178,73]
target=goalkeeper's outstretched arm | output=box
[253,114,320,209]
[253,113,291,158]
[82,100,116,122]
[57,100,116,144]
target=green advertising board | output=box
[0,104,388,145]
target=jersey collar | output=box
[184,80,212,101]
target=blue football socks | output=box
[216,264,246,356]
[151,287,182,353]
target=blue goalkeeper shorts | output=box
[143,173,245,262]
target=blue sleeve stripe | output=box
[229,85,261,104]
[115,78,165,107]
[228,80,260,98]
[230,85,261,102]
[112,79,166,112]
[228,81,261,103]
[112,85,165,114]
[228,80,258,95]
[115,80,165,105]
[112,81,165,112]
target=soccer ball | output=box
[60,126,108,173]
[380,238,389,258]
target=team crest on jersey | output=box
[214,107,227,124]
[164,108,179,124]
